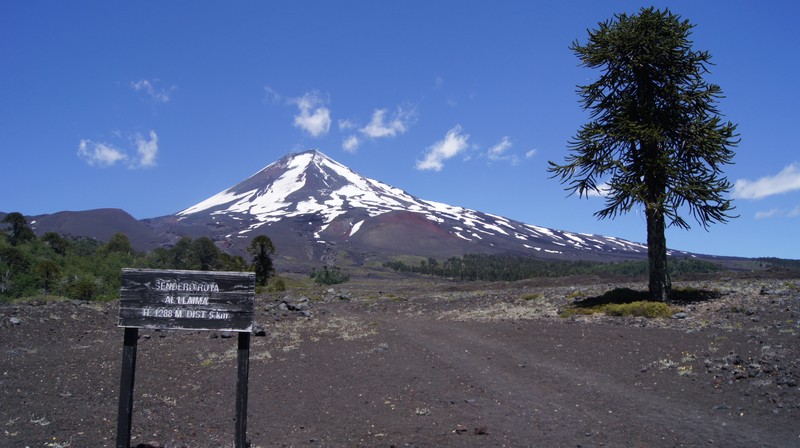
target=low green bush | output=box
[603,301,677,318]
[309,266,350,285]
[561,297,678,319]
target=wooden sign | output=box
[118,268,255,331]
[116,268,256,448]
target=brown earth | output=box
[1,273,799,448]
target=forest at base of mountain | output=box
[3,223,798,303]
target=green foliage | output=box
[384,254,720,282]
[2,212,36,246]
[190,237,222,271]
[0,229,253,302]
[67,275,102,301]
[248,235,276,286]
[42,232,70,256]
[605,302,676,318]
[104,232,133,255]
[268,277,287,292]
[561,301,677,319]
[561,286,684,318]
[755,257,800,272]
[140,236,245,272]
[548,7,738,301]
[519,292,543,302]
[0,230,135,301]
[310,266,350,285]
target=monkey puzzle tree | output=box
[549,7,738,300]
[2,212,35,246]
[248,235,275,286]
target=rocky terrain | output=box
[1,273,799,447]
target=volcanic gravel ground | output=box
[1,274,799,447]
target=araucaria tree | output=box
[549,7,738,301]
[248,235,275,286]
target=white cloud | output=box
[77,140,128,167]
[291,91,331,138]
[525,149,538,158]
[338,119,358,131]
[360,106,414,139]
[789,206,800,217]
[131,79,171,103]
[77,130,158,169]
[336,104,416,152]
[416,125,470,171]
[134,131,158,168]
[733,162,800,199]
[755,208,781,220]
[487,136,512,161]
[342,135,360,153]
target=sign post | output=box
[116,268,255,448]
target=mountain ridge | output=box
[6,150,731,269]
[145,149,692,267]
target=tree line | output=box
[0,212,276,301]
[384,253,722,282]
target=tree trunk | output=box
[645,205,671,301]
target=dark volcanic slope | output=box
[29,208,165,251]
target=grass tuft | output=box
[561,287,680,318]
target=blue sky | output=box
[1,1,798,259]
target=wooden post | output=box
[116,327,139,448]
[235,331,251,448]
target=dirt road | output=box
[1,276,798,447]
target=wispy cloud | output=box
[416,125,470,172]
[751,205,800,219]
[264,86,282,104]
[77,140,128,167]
[361,106,414,139]
[342,135,360,153]
[755,208,781,220]
[733,162,800,199]
[338,119,358,131]
[290,91,331,138]
[486,136,522,165]
[340,104,416,152]
[77,130,159,169]
[134,131,159,168]
[487,137,512,161]
[131,79,172,103]
[525,149,538,159]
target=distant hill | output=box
[27,208,165,251]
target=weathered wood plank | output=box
[118,268,255,331]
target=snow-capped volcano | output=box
[178,149,440,237]
[155,149,670,266]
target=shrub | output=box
[268,277,287,292]
[519,292,543,302]
[602,301,676,318]
[68,276,101,301]
[560,302,677,318]
[310,266,350,285]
